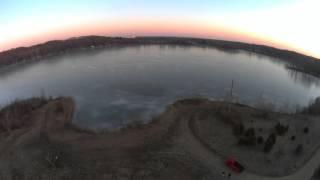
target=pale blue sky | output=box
[1,0,297,23]
[2,0,319,58]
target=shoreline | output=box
[1,36,320,78]
[0,97,320,179]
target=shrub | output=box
[264,133,277,153]
[233,123,245,136]
[257,136,264,144]
[275,123,289,136]
[245,128,255,138]
[238,136,256,146]
[303,127,309,134]
[295,144,304,155]
[55,102,64,113]
[238,128,257,146]
[291,135,296,141]
[302,97,320,115]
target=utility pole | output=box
[230,79,234,100]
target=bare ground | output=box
[0,97,319,179]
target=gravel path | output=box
[174,116,320,180]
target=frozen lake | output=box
[0,45,319,129]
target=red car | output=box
[226,158,245,173]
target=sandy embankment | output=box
[0,97,319,179]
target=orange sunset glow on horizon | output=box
[2,2,320,178]
[1,0,320,58]
[0,19,300,56]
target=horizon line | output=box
[1,35,318,60]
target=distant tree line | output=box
[1,36,319,77]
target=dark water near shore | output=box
[0,45,319,129]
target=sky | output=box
[1,0,319,58]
